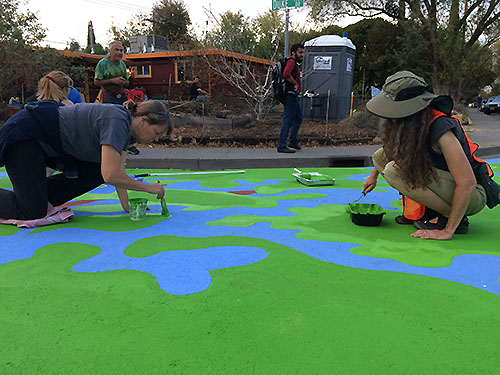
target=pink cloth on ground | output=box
[0,203,74,228]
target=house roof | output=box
[58,49,272,66]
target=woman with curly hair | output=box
[363,71,487,240]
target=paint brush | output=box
[158,180,171,218]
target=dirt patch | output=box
[142,98,382,149]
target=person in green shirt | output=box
[95,41,141,155]
[94,41,130,105]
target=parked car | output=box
[483,95,500,115]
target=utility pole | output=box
[284,8,289,57]
[88,21,95,54]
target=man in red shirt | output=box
[278,43,305,153]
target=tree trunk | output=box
[427,0,441,89]
[255,97,264,121]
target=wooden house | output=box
[58,49,272,103]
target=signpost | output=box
[272,0,304,57]
[272,0,304,10]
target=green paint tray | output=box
[347,203,386,226]
[293,172,335,186]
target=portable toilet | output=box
[301,34,356,122]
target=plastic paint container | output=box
[128,198,148,221]
[347,203,386,226]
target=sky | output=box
[22,0,316,49]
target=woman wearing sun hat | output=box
[362,70,489,240]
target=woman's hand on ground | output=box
[411,229,453,240]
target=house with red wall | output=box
[58,49,272,103]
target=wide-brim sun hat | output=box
[366,70,452,119]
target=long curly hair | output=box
[380,107,437,188]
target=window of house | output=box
[175,60,194,83]
[134,65,152,78]
[233,62,246,78]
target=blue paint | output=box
[0,164,499,296]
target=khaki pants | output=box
[372,147,486,216]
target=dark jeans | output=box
[278,94,303,150]
[0,140,104,220]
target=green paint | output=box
[348,203,386,215]
[209,203,500,267]
[31,214,169,233]
[1,242,500,373]
[2,165,500,373]
[128,198,148,221]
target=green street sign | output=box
[272,0,303,11]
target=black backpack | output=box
[271,57,293,104]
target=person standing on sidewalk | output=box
[277,43,305,154]
[94,41,140,155]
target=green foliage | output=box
[206,11,257,55]
[0,0,85,102]
[151,0,192,48]
[0,0,46,46]
[83,43,106,55]
[0,0,45,101]
[65,38,82,52]
[304,0,500,102]
[251,11,284,60]
[107,15,152,48]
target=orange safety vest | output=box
[402,109,492,220]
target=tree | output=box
[66,38,82,52]
[305,0,500,101]
[252,11,285,59]
[206,11,257,55]
[0,0,84,103]
[108,14,152,49]
[200,9,279,121]
[0,0,46,102]
[151,0,191,48]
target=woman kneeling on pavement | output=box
[363,71,487,240]
[0,99,171,220]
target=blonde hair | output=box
[37,71,73,101]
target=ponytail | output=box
[123,100,138,114]
[37,71,73,102]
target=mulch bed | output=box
[144,118,381,149]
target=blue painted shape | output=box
[0,164,499,296]
[74,246,268,295]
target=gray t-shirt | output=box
[57,103,132,163]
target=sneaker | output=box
[126,145,140,155]
[277,147,296,153]
[288,143,302,150]
[414,214,469,234]
[395,215,415,225]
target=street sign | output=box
[272,0,304,11]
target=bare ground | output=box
[140,98,381,149]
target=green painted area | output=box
[1,243,500,373]
[125,235,278,257]
[2,165,500,373]
[0,225,21,236]
[31,214,169,233]
[209,203,500,268]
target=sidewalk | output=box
[126,110,500,170]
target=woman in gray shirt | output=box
[0,100,172,220]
